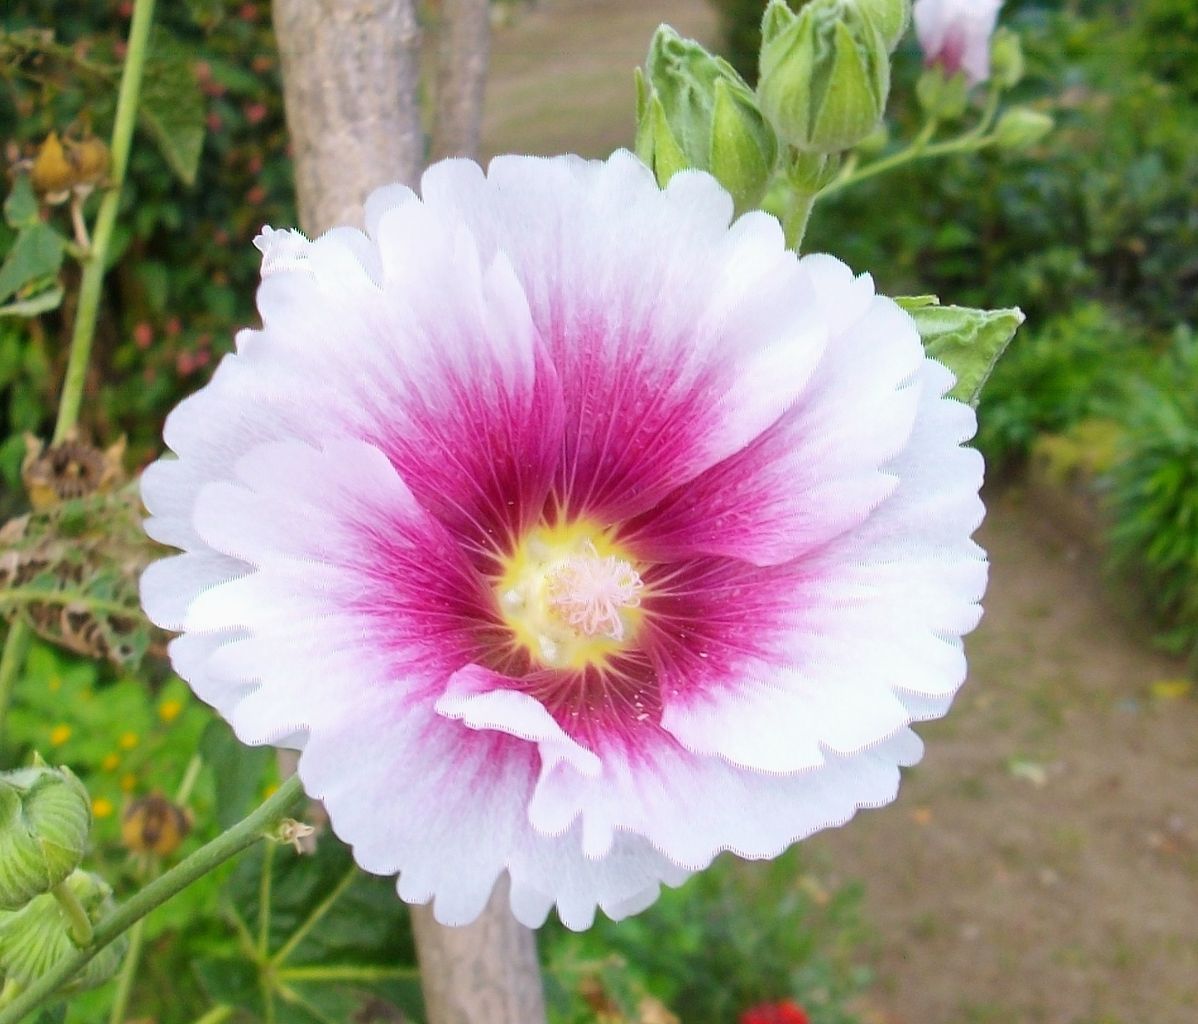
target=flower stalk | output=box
[54,0,157,443]
[50,881,93,948]
[0,775,304,1024]
[817,90,1000,200]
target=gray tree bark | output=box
[411,878,548,1024]
[430,0,492,160]
[271,3,546,1021]
[273,0,425,232]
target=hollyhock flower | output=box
[140,151,986,930]
[913,0,1003,85]
[740,1001,811,1024]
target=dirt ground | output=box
[481,5,1198,1023]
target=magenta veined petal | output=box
[141,151,988,930]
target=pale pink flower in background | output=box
[914,0,1004,85]
[140,152,987,930]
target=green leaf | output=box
[0,224,65,305]
[139,31,206,186]
[200,838,422,1023]
[199,719,274,830]
[897,296,1025,406]
[4,176,39,229]
[0,285,64,319]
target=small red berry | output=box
[133,322,154,350]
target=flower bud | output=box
[636,27,778,213]
[0,870,126,991]
[30,132,75,202]
[67,135,111,191]
[121,793,191,858]
[913,0,1003,86]
[757,0,891,154]
[915,65,969,121]
[989,27,1024,89]
[993,107,1053,151]
[0,758,91,911]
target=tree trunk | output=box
[411,879,548,1024]
[271,4,546,1021]
[273,0,425,232]
[430,0,492,160]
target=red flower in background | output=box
[740,1001,811,1024]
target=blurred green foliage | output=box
[1107,328,1198,666]
[1,0,294,469]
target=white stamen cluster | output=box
[546,542,644,641]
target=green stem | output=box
[0,981,21,1010]
[0,775,304,1024]
[0,622,31,761]
[782,188,817,252]
[51,880,94,947]
[174,754,203,805]
[276,964,420,983]
[257,839,275,959]
[189,1008,234,1024]
[53,0,157,442]
[819,93,1006,201]
[106,918,144,1024]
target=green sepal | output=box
[809,19,889,153]
[761,0,797,47]
[709,78,777,211]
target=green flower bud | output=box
[993,107,1054,152]
[0,870,126,992]
[0,758,91,910]
[915,65,969,121]
[757,0,891,154]
[990,28,1025,90]
[635,27,778,213]
[858,0,911,53]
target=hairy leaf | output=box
[897,296,1025,406]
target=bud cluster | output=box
[635,27,777,213]
[0,759,124,990]
[758,0,907,155]
[635,0,1054,219]
[635,1,912,205]
[30,132,111,205]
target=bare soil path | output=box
[483,6,1198,1023]
[811,487,1198,1024]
